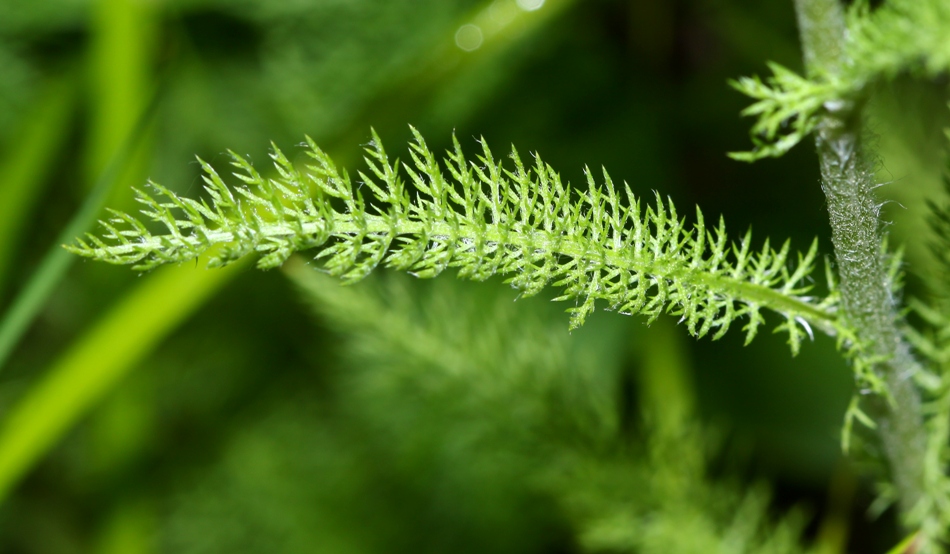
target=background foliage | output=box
[1,0,944,552]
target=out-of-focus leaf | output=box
[0,69,78,298]
[0,262,243,502]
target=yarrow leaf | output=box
[67,128,840,352]
[732,0,950,162]
[728,63,847,162]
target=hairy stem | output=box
[793,0,845,77]
[794,0,926,523]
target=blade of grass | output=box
[0,83,160,373]
[86,0,157,201]
[0,261,244,503]
[0,70,78,299]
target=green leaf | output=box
[67,128,840,352]
[0,262,242,503]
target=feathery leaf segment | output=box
[67,128,839,352]
[732,0,950,161]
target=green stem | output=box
[793,0,926,523]
[793,0,845,77]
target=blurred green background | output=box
[1,0,944,552]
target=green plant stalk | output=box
[794,0,927,522]
[792,0,845,77]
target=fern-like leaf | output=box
[732,0,950,161]
[728,62,847,162]
[67,128,839,352]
